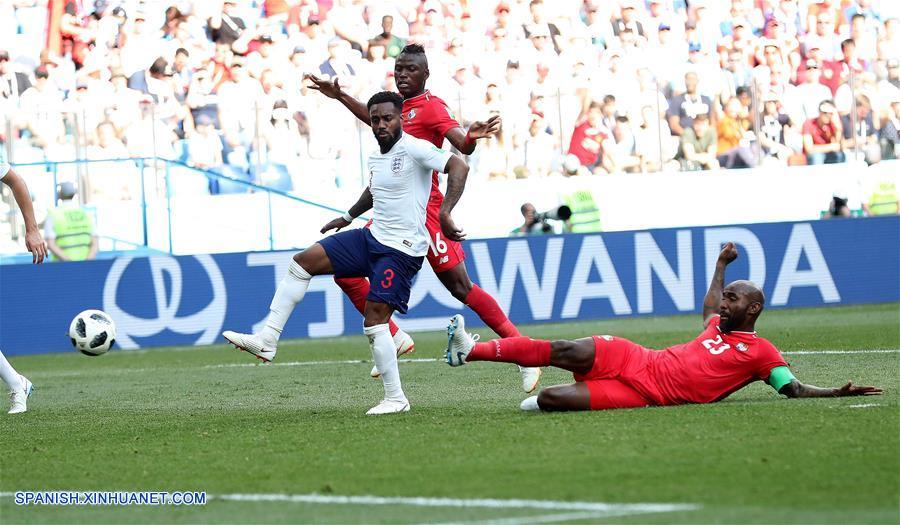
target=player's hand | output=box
[25,229,47,264]
[320,216,351,234]
[467,115,501,140]
[305,74,342,99]
[440,212,466,242]
[835,381,883,397]
[718,242,738,265]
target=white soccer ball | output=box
[69,309,117,356]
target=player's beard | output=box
[376,129,402,152]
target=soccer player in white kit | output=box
[0,161,48,414]
[223,91,470,415]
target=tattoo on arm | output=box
[439,155,468,215]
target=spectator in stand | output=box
[0,50,30,107]
[377,15,406,58]
[515,114,556,178]
[568,101,614,174]
[208,0,246,46]
[758,92,795,164]
[716,96,757,169]
[793,59,833,123]
[18,67,64,148]
[880,98,900,160]
[667,71,715,136]
[803,99,845,165]
[841,95,881,165]
[680,113,718,171]
[187,114,223,170]
[636,104,678,172]
[525,0,563,54]
[610,115,641,173]
[847,13,878,63]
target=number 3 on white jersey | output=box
[702,335,731,355]
[429,231,448,257]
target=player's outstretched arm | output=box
[438,155,469,242]
[2,167,47,264]
[445,115,502,155]
[702,242,738,326]
[305,74,371,126]
[320,188,373,234]
[779,379,883,398]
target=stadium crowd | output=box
[0,0,898,198]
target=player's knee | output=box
[536,388,568,411]
[551,340,592,369]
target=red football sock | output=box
[466,337,551,366]
[334,277,399,336]
[464,284,521,338]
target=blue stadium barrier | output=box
[1,217,897,356]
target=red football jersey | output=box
[651,316,788,405]
[401,90,461,204]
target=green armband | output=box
[767,366,796,392]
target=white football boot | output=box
[520,395,541,412]
[222,331,276,362]
[370,329,416,378]
[8,375,33,415]
[445,314,479,367]
[519,366,542,393]
[366,397,411,415]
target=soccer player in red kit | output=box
[307,44,541,392]
[445,242,882,411]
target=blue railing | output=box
[2,158,367,260]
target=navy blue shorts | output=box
[318,228,424,314]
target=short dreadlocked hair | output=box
[366,90,405,112]
[400,43,426,56]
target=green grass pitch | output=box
[1,303,898,524]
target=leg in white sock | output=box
[260,260,312,345]
[364,323,406,402]
[0,349,24,391]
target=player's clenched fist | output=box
[718,242,738,265]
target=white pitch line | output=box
[846,403,883,408]
[0,492,698,521]
[204,358,439,369]
[426,509,651,525]
[212,493,698,514]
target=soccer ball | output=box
[69,310,116,356]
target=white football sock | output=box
[365,323,405,402]
[0,349,23,391]
[260,260,312,345]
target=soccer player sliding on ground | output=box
[224,92,470,415]
[445,242,883,412]
[306,44,541,393]
[0,162,48,414]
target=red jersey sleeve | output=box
[428,97,462,138]
[754,340,789,382]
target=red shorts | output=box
[424,199,466,273]
[573,336,664,410]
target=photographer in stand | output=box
[510,202,572,236]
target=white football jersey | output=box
[0,162,9,180]
[368,134,452,256]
